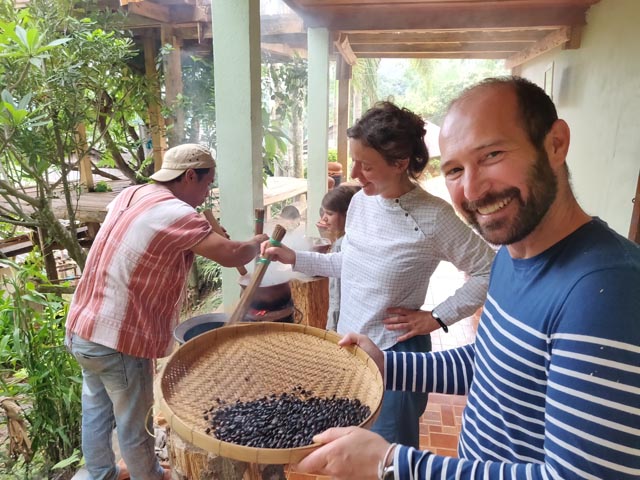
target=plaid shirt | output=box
[66,184,211,358]
[294,186,494,350]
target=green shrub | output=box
[93,181,112,193]
[195,256,222,292]
[0,254,82,478]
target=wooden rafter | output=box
[125,1,170,22]
[92,1,599,64]
[351,41,529,55]
[283,2,593,31]
[262,43,308,60]
[344,29,555,45]
[505,26,573,68]
[356,51,510,59]
[261,14,304,36]
[334,33,358,65]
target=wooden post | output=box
[290,276,329,330]
[76,123,101,238]
[76,123,94,192]
[162,25,185,147]
[336,56,352,179]
[143,33,167,172]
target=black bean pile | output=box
[203,387,371,449]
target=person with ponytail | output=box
[264,101,495,447]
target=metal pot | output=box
[238,276,292,310]
[173,313,228,344]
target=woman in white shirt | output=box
[264,101,495,447]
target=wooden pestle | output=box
[254,208,265,235]
[202,209,248,276]
[227,224,287,325]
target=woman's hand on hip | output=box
[384,307,440,342]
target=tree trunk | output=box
[36,202,87,271]
[35,227,58,282]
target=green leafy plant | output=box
[194,255,222,292]
[92,180,111,192]
[0,253,82,478]
[262,55,307,178]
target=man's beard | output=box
[461,149,558,245]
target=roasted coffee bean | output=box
[202,391,371,449]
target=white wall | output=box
[519,0,640,237]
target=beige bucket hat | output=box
[150,144,216,182]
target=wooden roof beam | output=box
[172,23,213,41]
[261,14,304,36]
[262,43,308,60]
[334,33,358,66]
[124,1,208,24]
[125,1,171,22]
[261,33,307,48]
[357,52,509,59]
[345,29,554,44]
[350,41,531,55]
[505,26,573,68]
[285,4,590,31]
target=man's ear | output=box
[545,119,570,169]
[184,168,195,182]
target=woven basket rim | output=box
[156,322,383,464]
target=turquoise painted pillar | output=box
[211,0,262,310]
[306,27,330,237]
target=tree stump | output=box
[167,428,285,480]
[290,276,329,329]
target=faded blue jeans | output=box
[69,334,164,480]
[370,334,431,448]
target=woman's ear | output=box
[394,157,410,172]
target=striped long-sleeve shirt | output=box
[386,219,640,479]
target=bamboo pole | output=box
[254,208,264,235]
[202,210,247,276]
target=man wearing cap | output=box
[66,144,267,480]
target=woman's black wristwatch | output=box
[432,310,449,333]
